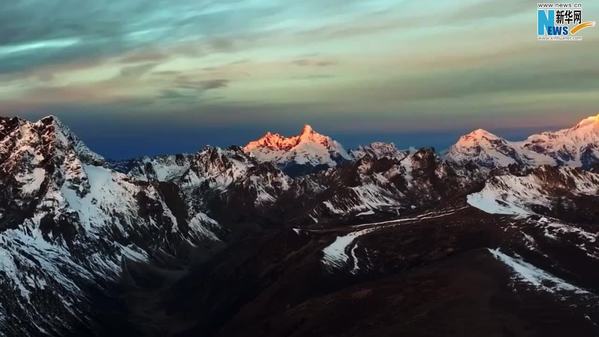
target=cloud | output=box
[1,0,598,144]
[159,89,190,100]
[156,76,230,102]
[119,50,169,64]
[0,0,401,73]
[118,63,158,79]
[292,59,337,67]
[0,1,265,73]
[171,76,230,91]
[198,79,229,90]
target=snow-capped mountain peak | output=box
[37,115,105,164]
[446,113,599,169]
[246,131,292,151]
[243,124,350,172]
[300,123,314,135]
[520,114,599,168]
[297,124,323,142]
[351,142,407,160]
[461,128,500,140]
[245,124,333,151]
[564,113,599,141]
[0,115,103,178]
[572,113,599,130]
[445,128,521,168]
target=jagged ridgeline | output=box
[1,114,599,336]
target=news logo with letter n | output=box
[537,3,595,41]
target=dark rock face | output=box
[580,145,599,169]
[2,115,599,337]
[120,208,599,337]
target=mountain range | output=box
[446,114,599,169]
[1,113,599,336]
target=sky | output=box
[0,0,598,158]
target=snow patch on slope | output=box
[489,248,590,295]
[467,167,599,215]
[60,164,139,233]
[322,227,378,272]
[16,168,46,195]
[466,176,533,216]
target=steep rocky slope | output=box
[0,116,220,336]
